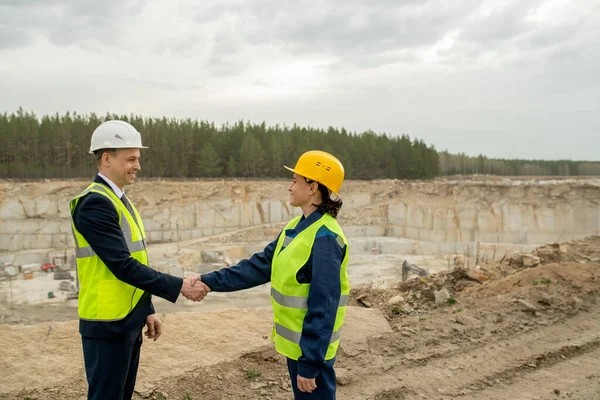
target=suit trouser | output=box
[287,357,337,400]
[81,329,143,400]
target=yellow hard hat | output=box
[284,150,345,195]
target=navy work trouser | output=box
[287,357,337,400]
[81,329,143,400]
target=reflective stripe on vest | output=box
[270,213,350,361]
[70,182,148,321]
[271,287,349,309]
[275,323,342,345]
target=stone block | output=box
[57,200,72,219]
[0,198,27,219]
[500,231,527,244]
[1,220,41,235]
[35,234,54,248]
[148,231,164,243]
[195,203,213,229]
[433,208,447,230]
[1,235,19,251]
[153,208,171,226]
[388,225,405,238]
[446,208,459,230]
[39,221,61,235]
[163,230,177,242]
[281,202,293,219]
[406,204,424,228]
[142,219,163,232]
[0,253,15,264]
[254,201,269,224]
[420,229,447,243]
[19,198,36,218]
[457,230,474,242]
[404,227,420,240]
[343,226,367,237]
[347,238,375,254]
[571,203,597,232]
[418,241,440,255]
[269,201,283,223]
[202,228,215,236]
[240,202,254,226]
[13,251,45,266]
[526,232,563,245]
[51,233,71,248]
[388,202,407,225]
[446,230,459,242]
[474,231,502,243]
[36,199,59,218]
[213,200,235,229]
[407,204,433,229]
[170,204,197,231]
[59,221,73,234]
[379,240,414,254]
[191,229,204,239]
[179,229,192,241]
[244,244,267,256]
[422,206,434,230]
[536,207,555,233]
[457,207,477,230]
[348,193,371,208]
[365,226,385,237]
[502,205,534,233]
[478,209,499,232]
[440,242,458,254]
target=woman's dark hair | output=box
[307,179,343,218]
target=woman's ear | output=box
[310,181,319,195]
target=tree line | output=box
[0,109,598,180]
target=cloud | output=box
[0,0,598,160]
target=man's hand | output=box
[145,314,162,341]
[297,376,317,393]
[181,275,211,301]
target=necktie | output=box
[121,195,138,225]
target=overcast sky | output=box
[1,0,598,160]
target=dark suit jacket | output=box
[72,175,183,338]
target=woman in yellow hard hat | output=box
[199,150,350,399]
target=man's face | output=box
[101,148,141,189]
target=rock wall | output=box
[1,178,599,259]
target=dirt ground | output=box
[1,236,600,400]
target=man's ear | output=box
[101,151,112,166]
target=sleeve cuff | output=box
[200,273,215,291]
[148,301,155,316]
[297,361,319,379]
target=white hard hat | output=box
[89,120,148,154]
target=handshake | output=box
[180,275,211,302]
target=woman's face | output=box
[288,173,317,207]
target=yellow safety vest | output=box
[270,213,350,360]
[70,182,148,321]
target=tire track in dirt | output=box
[340,307,600,399]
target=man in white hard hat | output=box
[69,120,209,400]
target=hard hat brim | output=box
[89,145,148,154]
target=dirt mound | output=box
[533,235,600,265]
